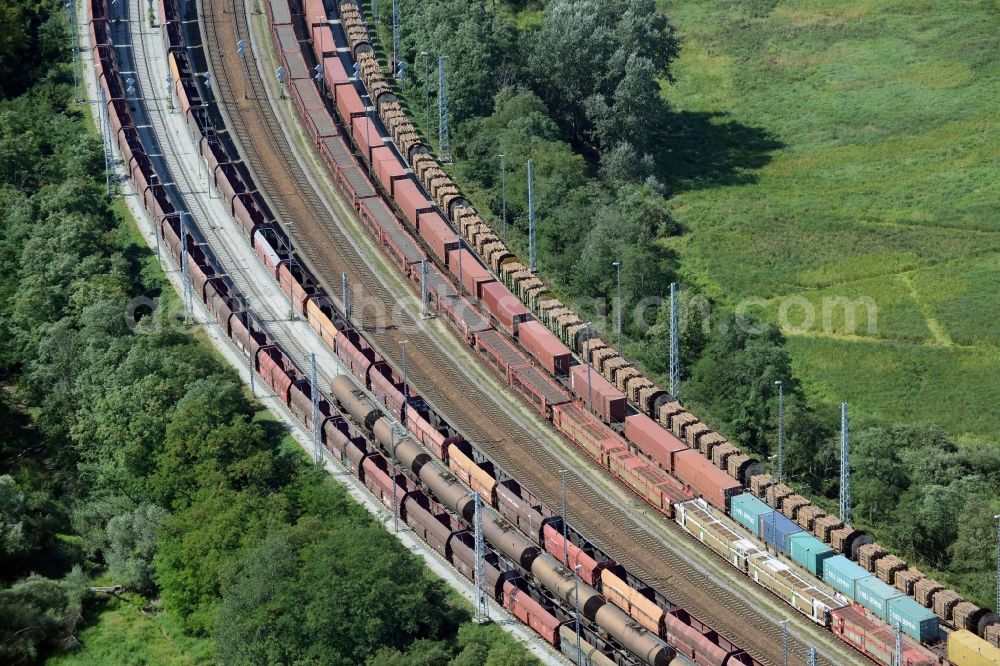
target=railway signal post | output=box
[560,469,569,565]
[311,353,321,463]
[180,212,193,324]
[574,563,583,665]
[669,282,679,395]
[438,55,449,162]
[98,85,113,196]
[420,260,429,318]
[275,65,285,99]
[585,322,593,412]
[418,51,429,130]
[473,492,490,624]
[613,261,622,356]
[237,40,248,99]
[528,159,537,272]
[499,153,507,241]
[400,340,409,421]
[775,379,784,483]
[392,0,400,77]
[840,402,852,524]
[342,272,351,322]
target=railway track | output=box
[115,0,342,389]
[194,2,864,664]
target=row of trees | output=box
[0,2,537,663]
[377,0,999,609]
[387,0,679,318]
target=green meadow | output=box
[657,0,1000,443]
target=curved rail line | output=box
[194,1,865,663]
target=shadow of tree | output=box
[655,109,784,193]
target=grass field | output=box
[47,594,212,666]
[657,0,1000,444]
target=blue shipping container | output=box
[822,555,872,599]
[855,576,902,621]
[730,493,772,534]
[887,595,940,642]
[788,532,835,576]
[758,511,802,555]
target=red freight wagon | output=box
[518,320,572,376]
[383,229,423,275]
[371,145,406,190]
[344,439,370,476]
[495,481,546,541]
[351,115,383,162]
[273,25,298,55]
[320,136,353,169]
[551,402,622,464]
[369,365,405,418]
[417,211,459,262]
[256,348,293,402]
[361,455,403,513]
[570,363,626,423]
[541,523,605,588]
[480,281,530,333]
[503,581,560,646]
[323,55,349,87]
[438,295,491,343]
[672,448,742,511]
[322,416,352,458]
[291,78,324,113]
[303,0,327,25]
[511,366,571,417]
[447,247,494,298]
[624,413,688,471]
[405,410,448,460]
[312,24,335,62]
[253,229,281,277]
[665,608,749,666]
[475,329,530,380]
[402,493,454,557]
[394,177,433,227]
[358,196,399,241]
[336,165,377,205]
[334,82,366,122]
[304,106,338,143]
[334,331,373,381]
[266,0,291,27]
[829,605,937,666]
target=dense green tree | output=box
[850,426,910,525]
[216,517,461,666]
[155,487,290,635]
[683,313,794,456]
[105,504,169,594]
[0,568,86,664]
[151,377,295,507]
[526,0,678,150]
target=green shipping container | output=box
[822,554,872,598]
[888,595,940,642]
[730,493,772,535]
[855,575,902,621]
[788,532,835,576]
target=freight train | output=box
[254,1,1000,663]
[272,0,1000,655]
[85,0,787,662]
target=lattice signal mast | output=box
[438,55,449,162]
[473,492,489,623]
[840,402,852,524]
